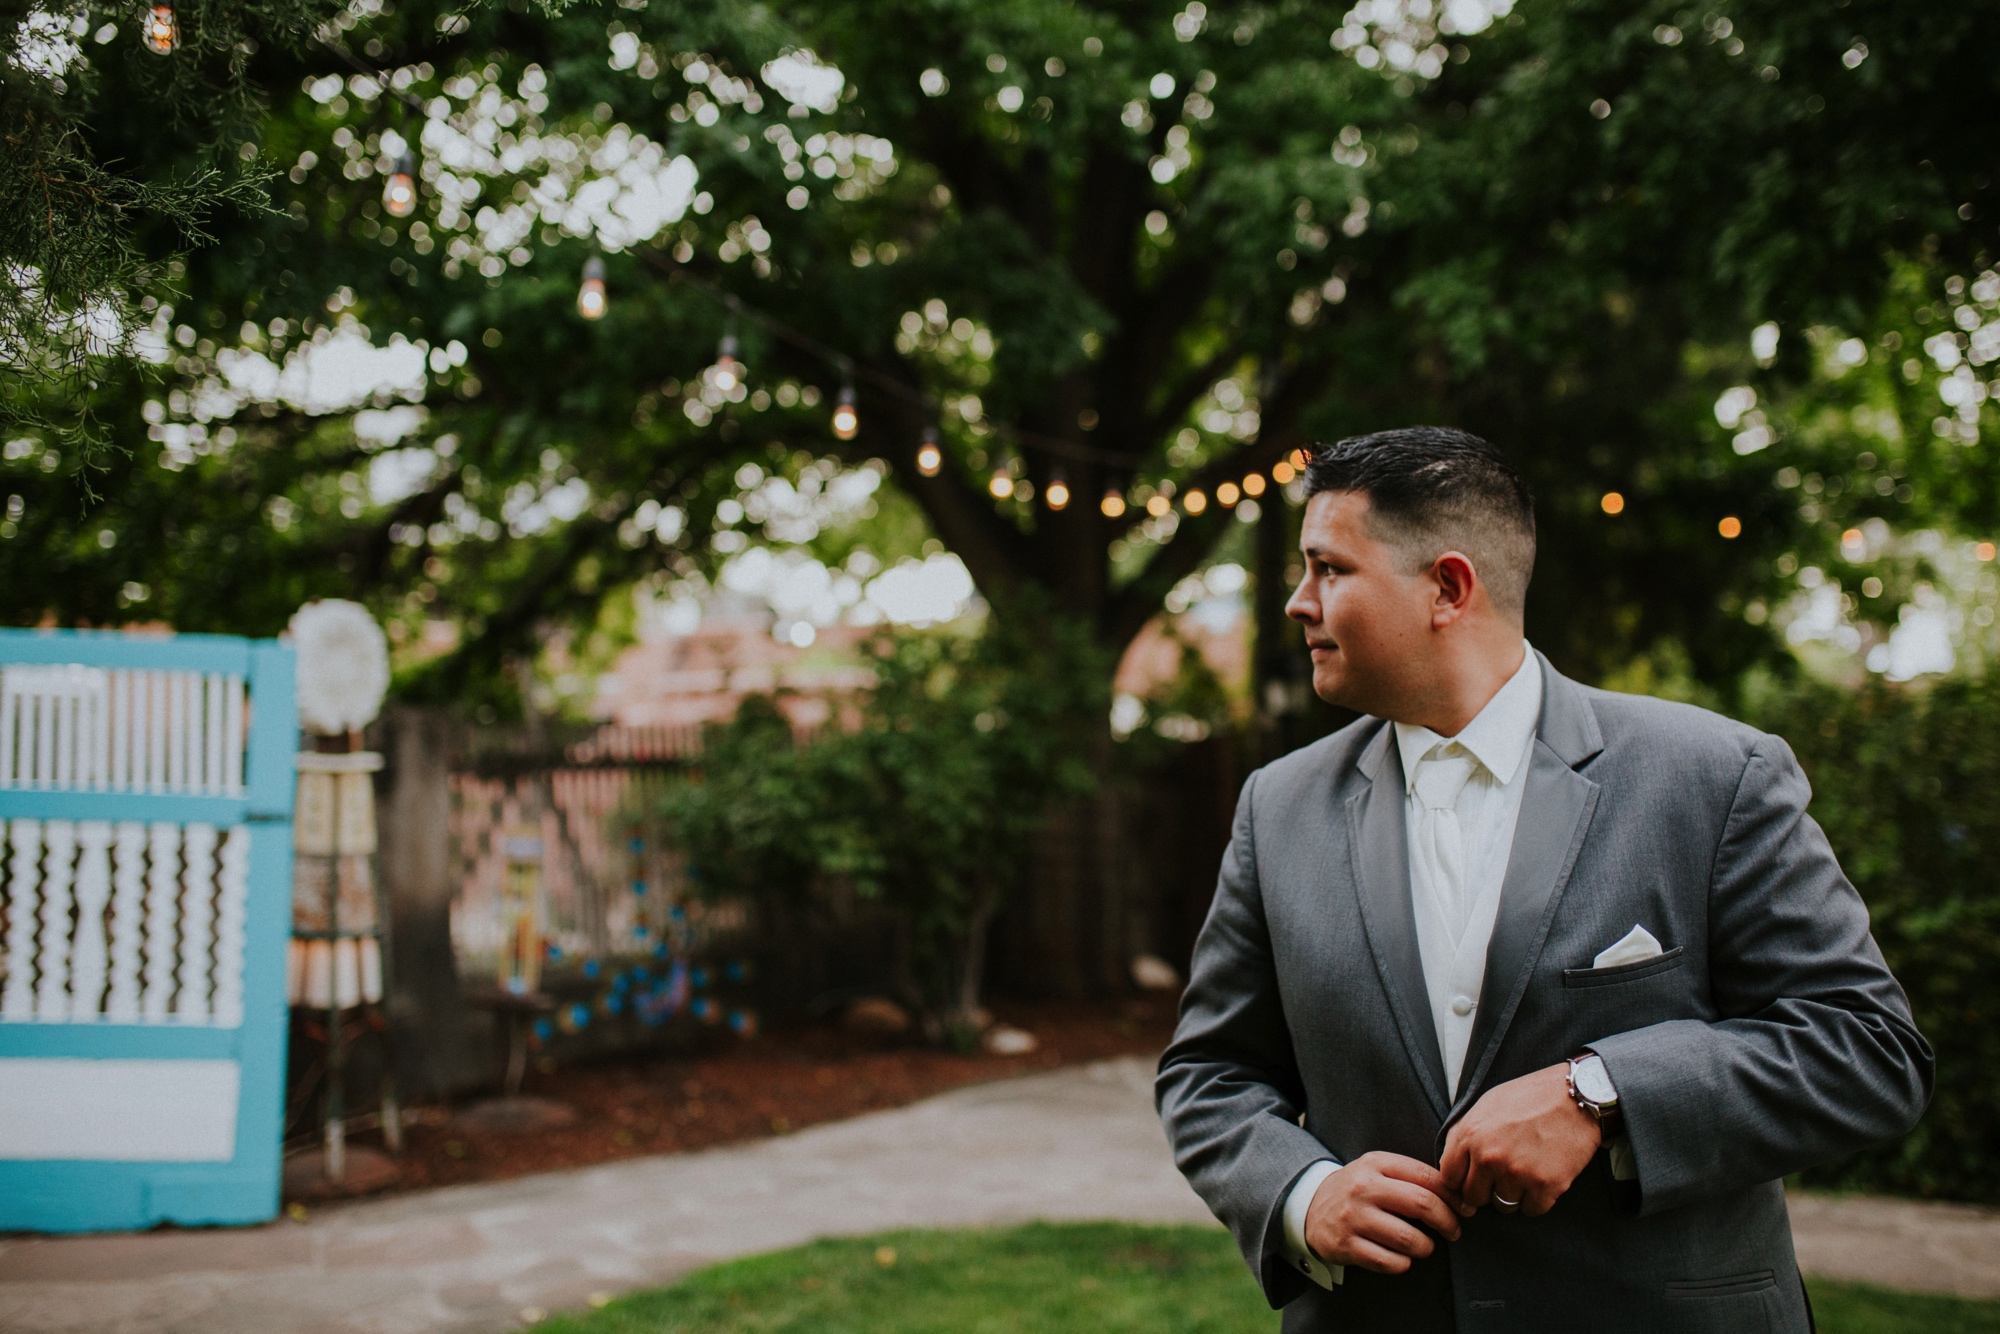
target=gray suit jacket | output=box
[1157,655,1932,1332]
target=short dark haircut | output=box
[1303,427,1537,618]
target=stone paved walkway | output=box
[1,1057,1995,1333]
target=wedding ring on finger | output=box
[1491,1191,1522,1211]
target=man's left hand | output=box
[1440,1063,1602,1217]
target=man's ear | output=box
[1431,552,1479,627]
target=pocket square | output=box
[1593,923,1664,969]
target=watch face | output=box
[1575,1058,1617,1105]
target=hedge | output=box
[1742,674,2000,1204]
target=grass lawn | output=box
[540,1222,2000,1334]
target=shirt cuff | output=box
[1281,1159,1345,1290]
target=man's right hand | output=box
[1303,1151,1463,1274]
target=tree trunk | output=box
[955,876,1000,1021]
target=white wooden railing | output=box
[0,818,248,1026]
[0,665,247,795]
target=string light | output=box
[141,4,179,54]
[1718,515,1742,539]
[831,383,859,440]
[915,426,942,477]
[1216,481,1240,507]
[1045,469,1071,510]
[1146,494,1172,517]
[1600,491,1625,515]
[576,258,604,320]
[576,256,607,320]
[1271,460,1296,485]
[988,469,1015,499]
[382,152,418,218]
[710,330,743,392]
[1183,488,1208,515]
[1101,487,1127,518]
[1242,473,1267,497]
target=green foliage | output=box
[1742,674,2000,1203]
[1682,260,2000,685]
[11,0,1996,709]
[1,0,348,472]
[661,607,1104,1020]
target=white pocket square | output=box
[1593,924,1664,969]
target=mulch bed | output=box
[284,998,1177,1205]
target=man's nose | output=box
[1285,577,1316,624]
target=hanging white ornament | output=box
[288,600,391,736]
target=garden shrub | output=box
[1741,674,2000,1204]
[660,612,1104,1034]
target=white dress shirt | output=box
[1282,645,1542,1289]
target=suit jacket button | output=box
[1451,995,1475,1016]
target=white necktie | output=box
[1413,746,1478,942]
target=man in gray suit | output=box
[1157,428,1932,1331]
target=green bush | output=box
[1741,674,2000,1203]
[660,613,1104,1032]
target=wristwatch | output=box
[1567,1053,1620,1122]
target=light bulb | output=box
[1045,471,1071,511]
[1216,481,1240,507]
[382,153,418,218]
[915,428,942,477]
[710,334,742,391]
[1184,488,1207,515]
[576,257,607,319]
[1242,472,1267,497]
[141,4,179,54]
[1101,488,1127,519]
[988,470,1015,499]
[1272,460,1296,485]
[831,385,858,440]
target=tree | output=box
[662,616,1102,1029]
[6,1,1998,995]
[8,0,1996,676]
[1,0,347,467]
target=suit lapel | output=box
[1449,659,1605,1119]
[1347,723,1451,1120]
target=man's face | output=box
[1285,490,1438,718]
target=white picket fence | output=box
[0,665,247,795]
[0,818,249,1027]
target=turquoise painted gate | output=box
[0,629,295,1232]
